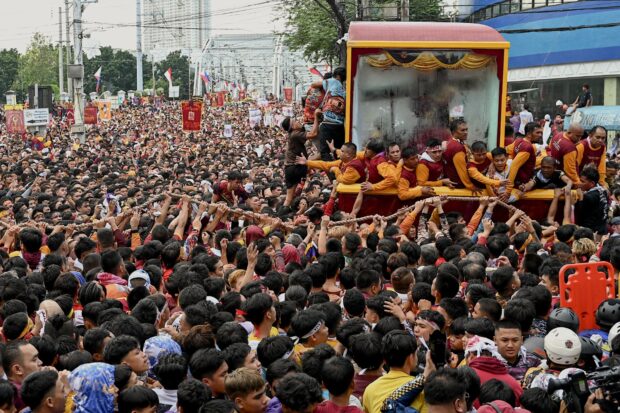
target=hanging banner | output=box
[84,106,98,124]
[248,108,262,128]
[5,110,25,134]
[181,100,203,131]
[263,114,273,127]
[217,92,225,107]
[283,87,293,102]
[65,109,75,126]
[224,124,233,138]
[239,90,246,100]
[97,101,112,121]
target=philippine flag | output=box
[94,66,102,92]
[164,68,173,85]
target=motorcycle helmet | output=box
[608,321,620,347]
[544,327,581,366]
[547,307,579,332]
[596,299,620,330]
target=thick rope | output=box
[329,196,519,226]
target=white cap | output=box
[556,100,564,106]
[608,321,620,346]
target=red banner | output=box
[84,106,98,124]
[5,110,25,134]
[181,100,203,131]
[239,90,246,100]
[65,109,75,126]
[216,92,225,107]
[283,87,293,102]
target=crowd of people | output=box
[0,73,617,413]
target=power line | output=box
[499,20,620,33]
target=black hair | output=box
[439,297,469,321]
[491,266,516,295]
[465,317,496,340]
[215,322,248,350]
[178,284,208,310]
[350,332,383,370]
[524,122,541,135]
[424,368,467,405]
[300,344,335,383]
[257,335,295,368]
[29,335,58,366]
[382,330,417,368]
[118,386,159,413]
[275,373,323,412]
[244,293,274,326]
[57,350,93,371]
[514,285,552,318]
[0,380,15,410]
[580,166,599,183]
[475,298,502,322]
[21,369,57,410]
[503,298,536,332]
[199,400,234,413]
[520,387,560,413]
[154,353,188,390]
[222,343,252,373]
[343,288,366,318]
[178,378,212,413]
[412,282,434,304]
[322,356,354,397]
[290,309,324,343]
[189,348,226,380]
[479,379,516,406]
[466,284,495,306]
[434,273,459,299]
[103,335,140,365]
[266,358,300,387]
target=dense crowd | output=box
[0,72,617,413]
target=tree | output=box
[156,51,190,99]
[83,47,151,94]
[0,49,20,102]
[13,33,59,100]
[280,0,442,66]
[281,0,351,66]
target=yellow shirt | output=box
[248,326,279,350]
[362,370,427,413]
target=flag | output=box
[200,70,211,85]
[309,67,323,78]
[94,66,102,92]
[164,68,173,85]
[231,81,237,89]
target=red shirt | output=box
[315,400,363,413]
[579,138,605,172]
[549,133,576,170]
[342,159,366,183]
[443,138,467,187]
[419,158,444,181]
[400,165,417,187]
[513,138,536,185]
[366,154,388,184]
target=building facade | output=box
[450,0,620,117]
[143,0,211,54]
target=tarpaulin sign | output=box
[239,90,246,100]
[84,106,98,124]
[182,100,203,131]
[65,109,75,126]
[97,101,112,121]
[5,110,25,134]
[217,92,225,107]
[283,87,293,102]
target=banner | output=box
[239,90,246,100]
[84,106,98,124]
[217,92,225,107]
[248,108,262,128]
[224,124,233,138]
[283,87,293,102]
[5,110,25,134]
[97,101,112,121]
[282,106,294,117]
[181,100,203,131]
[65,109,75,126]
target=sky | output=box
[0,0,283,53]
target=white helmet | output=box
[544,327,582,366]
[608,322,620,347]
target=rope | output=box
[329,196,520,226]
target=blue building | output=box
[450,0,620,116]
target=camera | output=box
[548,366,620,413]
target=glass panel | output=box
[521,0,533,9]
[548,0,562,4]
[533,0,547,7]
[352,50,500,152]
[510,0,521,12]
[500,2,511,15]
[492,4,501,17]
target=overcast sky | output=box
[0,0,282,52]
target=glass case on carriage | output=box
[345,22,510,153]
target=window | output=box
[500,2,511,15]
[533,0,547,7]
[492,4,501,17]
[510,0,521,13]
[521,0,533,10]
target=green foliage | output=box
[155,51,191,99]
[0,49,20,102]
[281,0,341,65]
[280,0,442,66]
[83,47,151,94]
[13,33,59,99]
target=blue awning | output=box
[482,1,620,69]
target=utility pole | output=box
[58,8,64,95]
[136,0,143,91]
[65,0,72,99]
[72,0,85,143]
